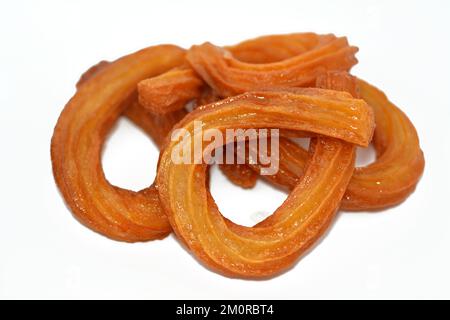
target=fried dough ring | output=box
[186,33,358,97]
[51,45,186,242]
[248,74,425,210]
[342,79,425,209]
[157,88,374,277]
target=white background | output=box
[1,0,449,299]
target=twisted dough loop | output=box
[186,33,358,97]
[157,78,369,277]
[51,45,186,242]
[244,74,425,210]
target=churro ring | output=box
[51,45,185,242]
[186,33,358,97]
[157,87,374,277]
[247,73,425,210]
[342,78,425,209]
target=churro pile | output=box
[51,33,424,278]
